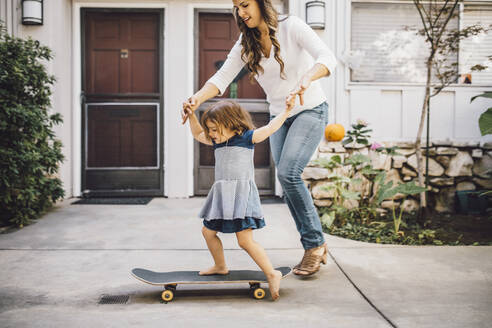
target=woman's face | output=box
[233,0,263,29]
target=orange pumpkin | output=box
[324,123,345,141]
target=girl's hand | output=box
[290,75,312,106]
[182,95,200,124]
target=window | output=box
[349,1,492,85]
[460,5,492,85]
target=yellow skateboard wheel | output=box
[161,290,174,302]
[253,288,265,300]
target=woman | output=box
[182,0,337,276]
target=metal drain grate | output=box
[98,294,129,304]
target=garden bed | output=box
[320,209,492,246]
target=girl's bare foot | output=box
[267,270,282,301]
[199,266,229,276]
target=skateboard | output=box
[131,266,291,302]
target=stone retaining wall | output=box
[302,140,492,213]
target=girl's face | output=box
[233,0,263,29]
[206,121,236,144]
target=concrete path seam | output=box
[327,249,398,328]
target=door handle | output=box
[120,49,129,58]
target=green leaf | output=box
[340,189,361,200]
[374,171,387,185]
[361,166,380,176]
[321,184,336,192]
[342,137,353,146]
[312,157,338,169]
[321,212,336,229]
[376,181,394,204]
[331,155,342,164]
[471,92,492,103]
[379,189,399,203]
[479,107,492,136]
[327,173,352,184]
[395,181,427,195]
[345,153,370,165]
[369,221,387,229]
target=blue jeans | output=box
[269,102,329,250]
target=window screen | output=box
[460,5,492,85]
[351,2,458,83]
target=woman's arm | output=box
[305,63,330,81]
[291,16,337,78]
[252,96,295,144]
[289,16,337,105]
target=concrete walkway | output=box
[0,197,491,328]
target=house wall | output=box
[4,0,490,199]
[289,0,492,144]
[4,0,284,198]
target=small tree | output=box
[411,0,489,217]
[0,24,64,227]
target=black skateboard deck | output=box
[131,266,291,302]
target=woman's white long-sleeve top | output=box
[207,15,337,117]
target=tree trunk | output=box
[415,57,433,218]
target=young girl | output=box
[183,97,294,300]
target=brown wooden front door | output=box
[82,10,163,196]
[194,12,275,196]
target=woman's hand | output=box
[285,93,296,112]
[183,106,193,118]
[181,95,200,124]
[289,75,312,106]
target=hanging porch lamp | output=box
[305,0,325,30]
[22,0,43,25]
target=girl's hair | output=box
[201,100,255,139]
[232,0,287,82]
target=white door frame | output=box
[71,1,168,197]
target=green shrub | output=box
[0,24,64,227]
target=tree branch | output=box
[434,0,460,47]
[414,0,433,42]
[432,0,451,27]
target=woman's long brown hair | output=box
[233,0,286,82]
